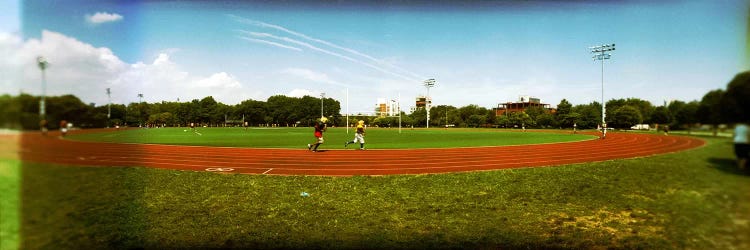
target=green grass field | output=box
[67,127,595,149]
[3,133,749,249]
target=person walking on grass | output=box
[734,123,749,169]
[308,117,328,152]
[345,120,366,150]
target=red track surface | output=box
[14,130,704,176]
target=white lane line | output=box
[262,168,273,174]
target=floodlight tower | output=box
[589,43,615,139]
[106,88,111,128]
[138,93,144,103]
[320,92,325,118]
[423,78,436,128]
[37,56,48,120]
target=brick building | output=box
[494,96,555,116]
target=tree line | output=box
[0,94,341,129]
[1,71,747,131]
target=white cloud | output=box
[280,67,350,88]
[111,53,253,104]
[5,30,128,100]
[0,30,261,106]
[287,89,314,97]
[86,12,123,24]
[193,72,242,88]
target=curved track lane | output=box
[17,130,704,176]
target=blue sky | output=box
[2,1,748,113]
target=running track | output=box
[10,130,704,176]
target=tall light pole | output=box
[37,56,48,121]
[137,93,144,127]
[320,92,325,119]
[346,88,349,134]
[106,88,111,128]
[423,78,435,128]
[398,93,402,134]
[589,43,615,139]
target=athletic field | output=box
[2,128,748,249]
[22,128,702,175]
[66,127,595,149]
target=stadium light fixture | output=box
[37,56,48,120]
[320,92,325,119]
[589,43,615,139]
[138,93,144,103]
[106,88,111,127]
[423,78,436,128]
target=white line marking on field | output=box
[205,167,234,172]
[194,131,202,136]
[262,168,273,174]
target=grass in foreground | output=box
[12,136,750,249]
[67,127,595,149]
[0,133,20,250]
[0,159,20,250]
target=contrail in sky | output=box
[239,30,420,82]
[229,14,425,83]
[238,36,302,51]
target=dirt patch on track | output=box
[15,129,704,176]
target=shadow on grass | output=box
[707,157,750,176]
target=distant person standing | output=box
[345,120,366,150]
[40,119,48,136]
[59,120,68,137]
[308,117,328,152]
[733,123,749,169]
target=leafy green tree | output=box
[496,115,511,128]
[572,102,601,129]
[524,106,547,127]
[561,112,581,128]
[536,113,555,128]
[651,106,671,130]
[611,105,643,128]
[722,71,750,123]
[484,108,496,126]
[323,97,342,126]
[465,114,484,128]
[235,99,267,126]
[555,99,572,126]
[507,112,532,128]
[624,98,654,124]
[697,89,725,136]
[432,105,456,127]
[671,101,699,131]
[0,94,21,129]
[409,108,427,127]
[267,95,298,125]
